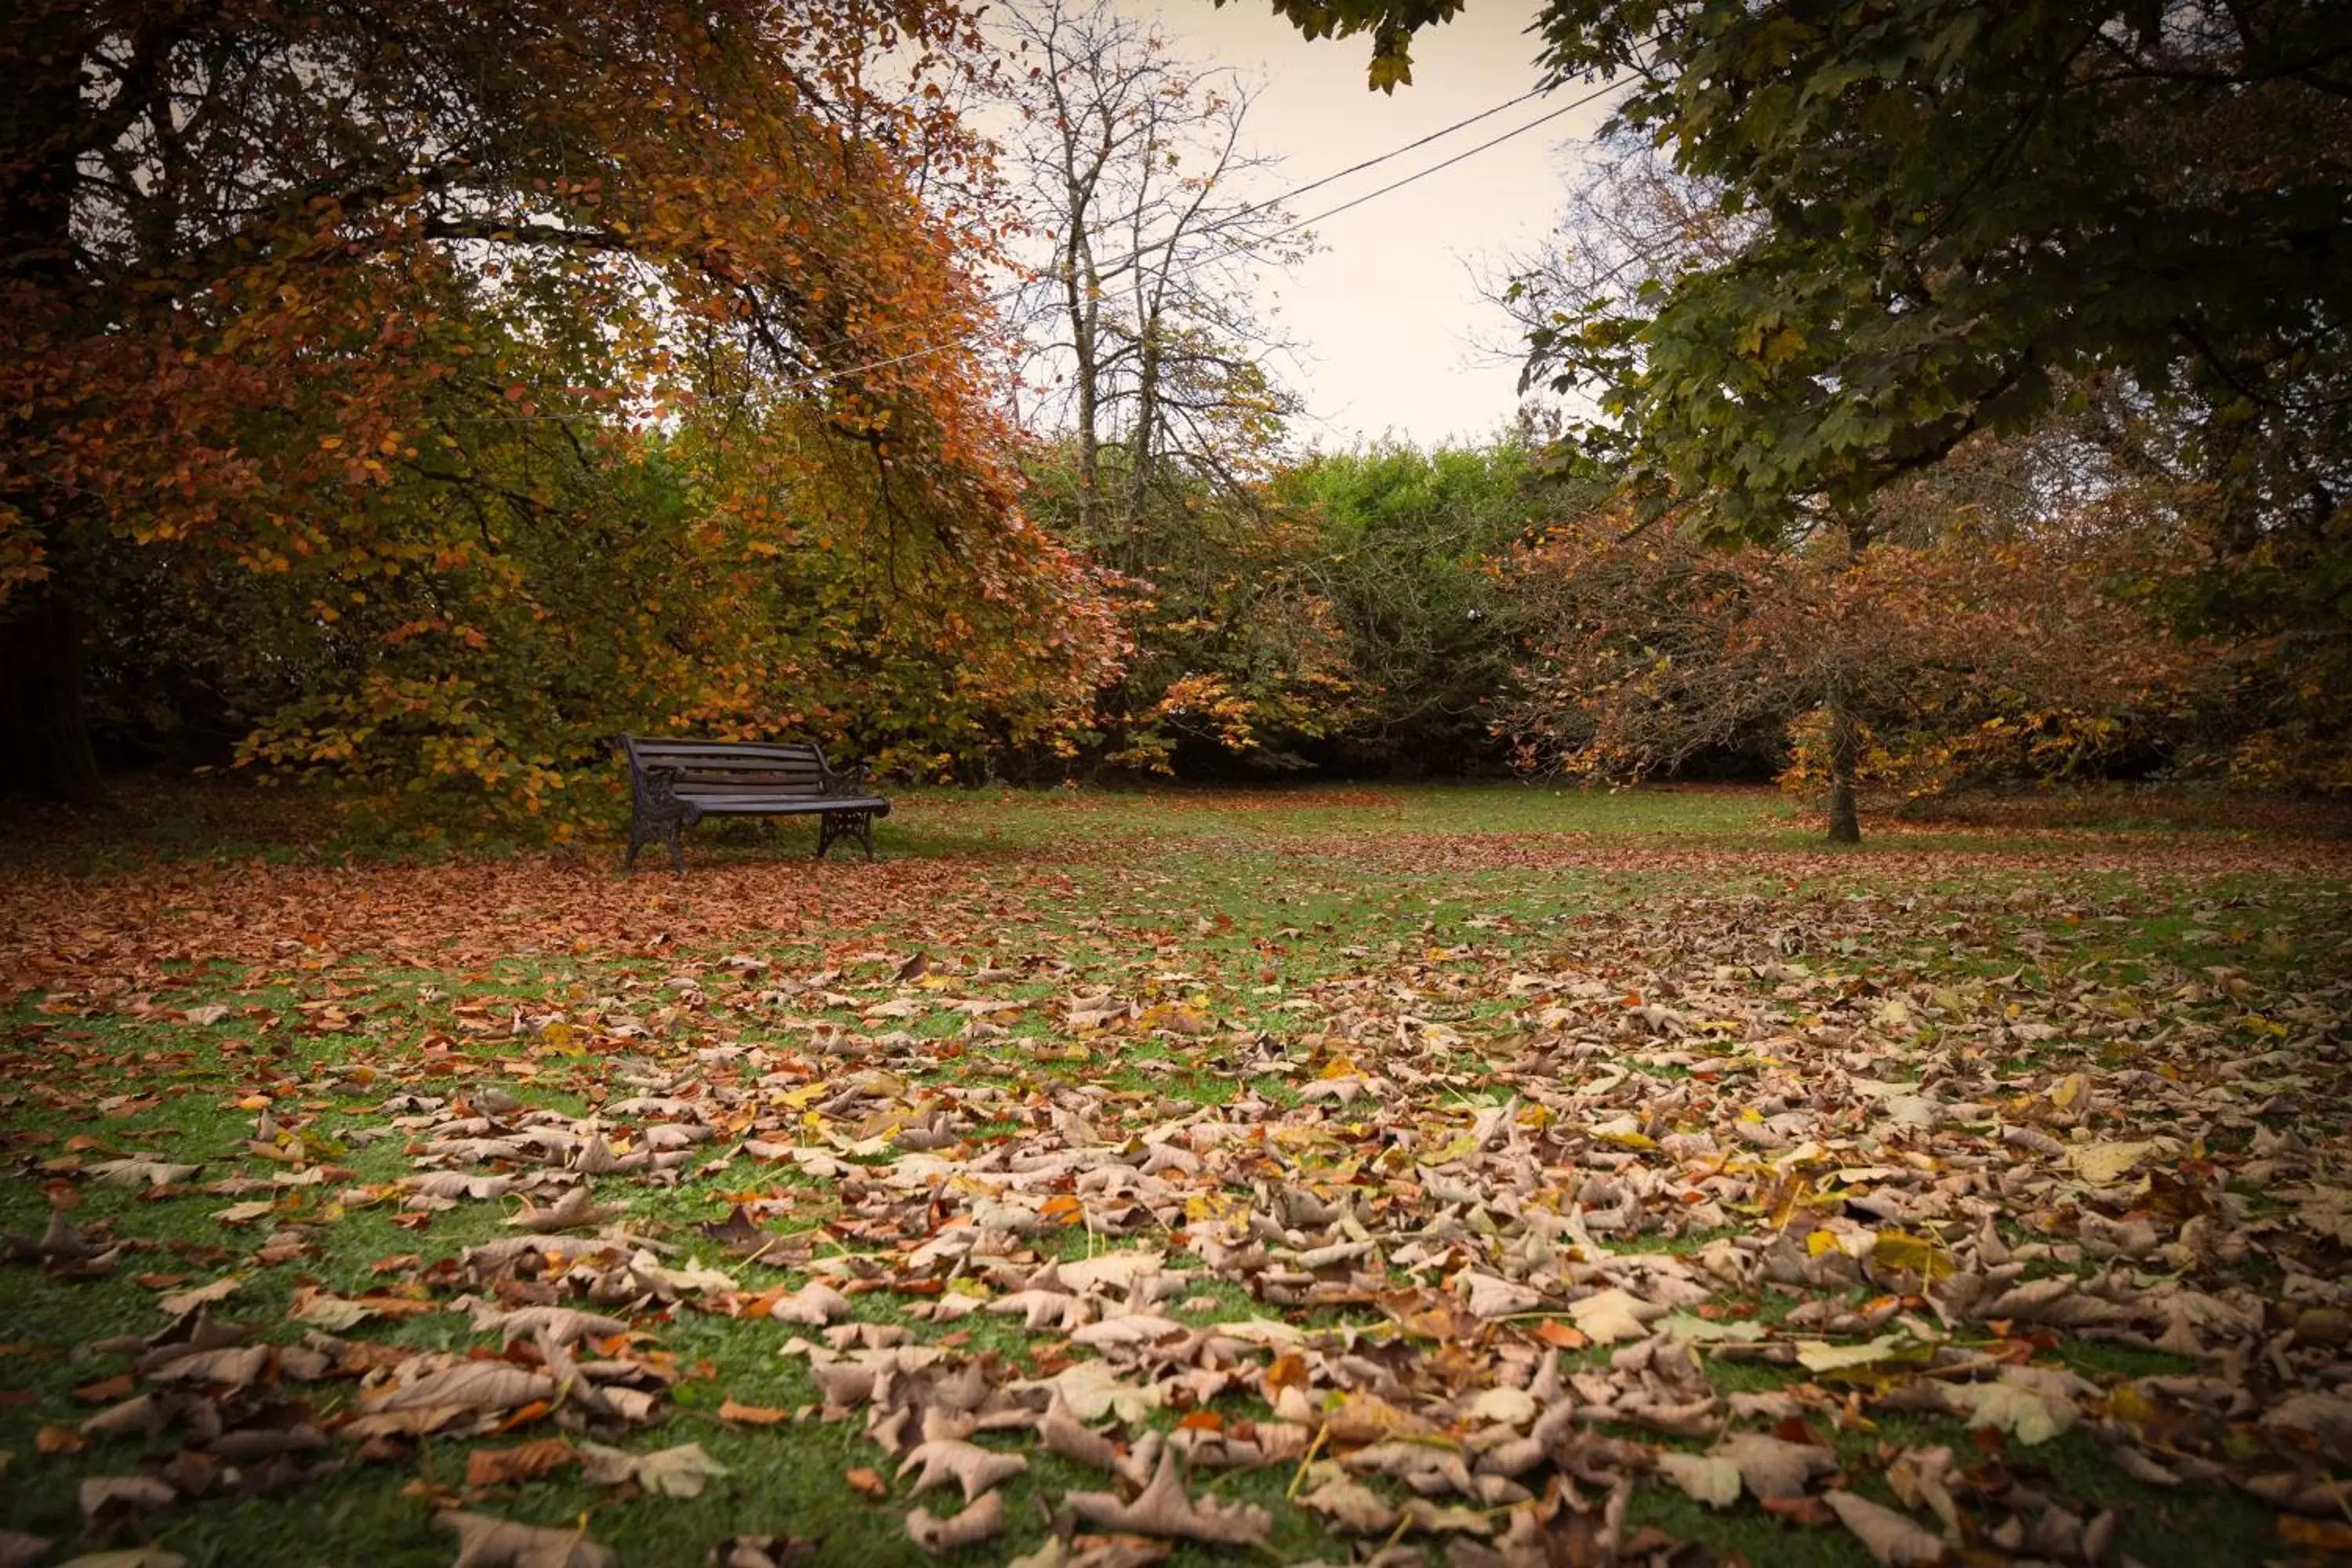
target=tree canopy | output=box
[1,0,1117,806]
[1252,0,2351,538]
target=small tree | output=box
[1499,480,2216,824]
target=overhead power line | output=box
[769,72,1629,396]
[466,74,1633,414]
[1288,83,1617,230]
[783,83,1559,372]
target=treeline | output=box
[68,405,2337,818]
[7,0,2344,836]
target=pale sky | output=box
[1136,2,1621,449]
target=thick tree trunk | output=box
[1825,677,1860,844]
[1823,510,1871,844]
[0,586,105,801]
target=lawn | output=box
[2,782,2347,1568]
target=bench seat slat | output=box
[688,795,891,815]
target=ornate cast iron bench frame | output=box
[620,736,891,872]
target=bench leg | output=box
[626,781,699,874]
[815,809,873,862]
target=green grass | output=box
[2,779,2347,1566]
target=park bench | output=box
[619,736,891,871]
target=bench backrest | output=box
[622,737,833,800]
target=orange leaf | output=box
[37,1425,86,1454]
[465,1436,578,1487]
[488,1398,553,1436]
[2279,1515,2352,1555]
[1534,1320,1590,1350]
[719,1396,789,1426]
[846,1466,888,1499]
[73,1374,136,1403]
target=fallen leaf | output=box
[898,1438,1026,1503]
[1065,1450,1270,1544]
[436,1509,619,1568]
[2068,1142,2156,1186]
[156,1276,240,1315]
[1570,1287,1663,1345]
[1823,1490,1951,1566]
[367,1363,556,1414]
[466,1439,580,1488]
[79,1475,176,1519]
[1651,1448,1739,1508]
[1718,1432,1837,1500]
[906,1491,1003,1554]
[718,1396,789,1426]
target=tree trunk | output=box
[0,586,105,801]
[1063,202,1102,541]
[1123,310,1160,532]
[1823,509,1870,844]
[1825,676,1860,844]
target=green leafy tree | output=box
[1247,0,2352,803]
[1276,441,1542,771]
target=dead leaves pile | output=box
[2,829,2349,1565]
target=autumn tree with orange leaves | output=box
[0,0,1120,808]
[1498,466,2220,826]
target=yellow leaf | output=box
[2067,1141,2155,1185]
[1869,1232,1955,1280]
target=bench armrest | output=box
[822,761,875,798]
[637,763,696,815]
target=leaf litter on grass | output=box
[1,789,2348,1566]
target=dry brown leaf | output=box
[465,1438,579,1488]
[1007,1537,1169,1568]
[1570,1287,1664,1345]
[78,1475,176,1519]
[897,1438,1027,1502]
[906,1491,1004,1554]
[1654,1451,1741,1509]
[1063,1450,1270,1545]
[768,1281,851,1327]
[156,1276,240,1315]
[437,1508,619,1568]
[1459,1271,1541,1318]
[480,1307,631,1348]
[1040,1396,1123,1472]
[508,1185,615,1234]
[1823,1490,1951,1566]
[1715,1432,1836,1501]
[368,1363,556,1414]
[579,1441,731,1497]
[1299,1475,1396,1533]
[88,1159,200,1188]
[706,1535,819,1568]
